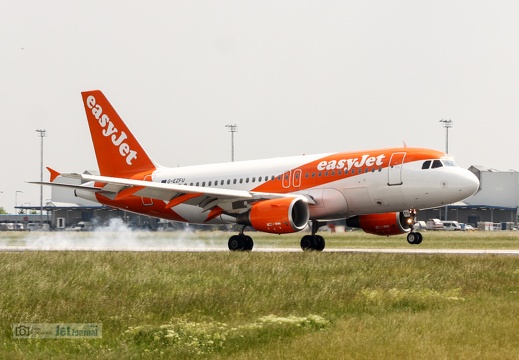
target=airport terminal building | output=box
[13,165,519,231]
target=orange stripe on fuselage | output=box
[252,148,444,193]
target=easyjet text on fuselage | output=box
[317,154,386,171]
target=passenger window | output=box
[422,160,431,169]
[432,160,443,168]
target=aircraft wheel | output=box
[407,232,423,245]
[228,234,253,251]
[228,235,242,251]
[313,235,325,251]
[300,235,325,252]
[300,235,314,251]
[244,235,254,251]
[414,232,423,245]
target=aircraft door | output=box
[282,169,302,189]
[388,152,406,186]
[293,169,302,188]
[282,171,291,188]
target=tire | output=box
[300,235,314,251]
[407,232,417,245]
[312,235,325,251]
[244,235,254,251]
[414,232,423,245]
[228,235,244,251]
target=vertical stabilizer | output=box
[81,90,157,177]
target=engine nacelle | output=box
[346,212,413,236]
[236,197,310,234]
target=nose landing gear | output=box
[406,209,423,245]
[406,231,423,245]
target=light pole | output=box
[438,119,453,221]
[439,119,453,154]
[225,124,238,162]
[36,129,46,227]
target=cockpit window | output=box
[442,160,458,167]
[431,160,443,169]
[422,159,459,170]
[422,160,431,169]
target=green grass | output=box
[1,231,519,359]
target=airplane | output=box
[33,90,480,251]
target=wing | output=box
[31,170,315,218]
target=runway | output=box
[1,244,519,255]
[1,230,518,255]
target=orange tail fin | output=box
[81,90,157,178]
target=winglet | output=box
[47,167,61,182]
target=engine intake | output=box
[237,197,310,234]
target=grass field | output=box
[1,231,519,359]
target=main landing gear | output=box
[227,222,328,252]
[228,227,254,251]
[300,221,327,252]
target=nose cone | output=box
[459,169,480,199]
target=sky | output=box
[1,1,518,213]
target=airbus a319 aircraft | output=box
[34,90,480,251]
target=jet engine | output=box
[236,197,310,234]
[346,211,414,236]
